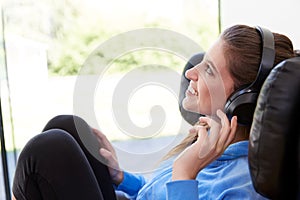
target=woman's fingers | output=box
[99,148,112,158]
[100,148,116,165]
[198,116,213,127]
[215,110,231,147]
[195,126,210,159]
[92,128,106,145]
[92,129,124,185]
[92,128,116,155]
[217,109,230,134]
[100,148,124,185]
[216,110,237,148]
[197,109,237,157]
[198,114,221,150]
[225,116,237,147]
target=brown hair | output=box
[163,24,296,160]
[222,24,295,90]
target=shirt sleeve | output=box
[166,180,199,200]
[115,171,146,199]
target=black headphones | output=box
[224,26,276,126]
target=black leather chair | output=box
[179,53,300,199]
[249,56,300,200]
[178,53,204,125]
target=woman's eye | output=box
[205,65,213,75]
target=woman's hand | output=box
[92,128,124,185]
[172,109,237,180]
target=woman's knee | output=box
[13,129,104,200]
[43,115,89,133]
[15,129,83,170]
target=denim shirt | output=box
[116,141,269,200]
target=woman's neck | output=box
[231,125,250,144]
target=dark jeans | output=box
[12,115,117,200]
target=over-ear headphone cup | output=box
[225,92,258,125]
[231,103,256,125]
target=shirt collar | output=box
[217,140,249,161]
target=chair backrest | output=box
[178,53,204,125]
[249,56,300,199]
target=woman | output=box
[12,24,298,200]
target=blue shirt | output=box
[116,141,268,200]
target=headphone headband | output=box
[224,26,276,125]
[250,26,275,90]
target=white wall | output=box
[220,0,300,48]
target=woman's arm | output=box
[166,180,198,200]
[93,128,124,185]
[116,171,146,198]
[93,129,146,197]
[172,110,237,180]
[170,110,237,198]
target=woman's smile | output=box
[186,85,198,96]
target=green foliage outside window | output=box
[3,0,219,76]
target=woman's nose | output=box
[185,67,198,81]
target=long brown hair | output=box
[163,24,297,160]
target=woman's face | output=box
[182,38,235,116]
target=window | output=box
[0,0,219,198]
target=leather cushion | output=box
[249,57,300,199]
[179,53,204,125]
